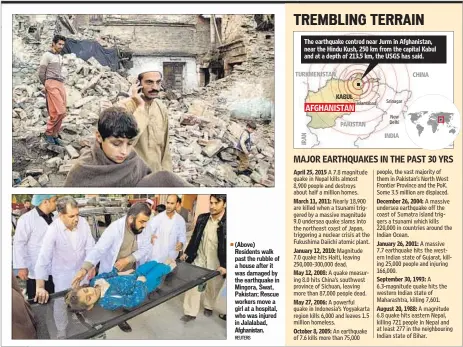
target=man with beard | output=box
[71,202,152,332]
[180,195,227,322]
[119,71,172,172]
[38,35,67,145]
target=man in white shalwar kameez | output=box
[147,195,186,263]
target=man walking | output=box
[38,34,67,145]
[120,71,172,172]
[180,194,227,322]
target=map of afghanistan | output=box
[305,72,412,148]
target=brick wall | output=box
[87,15,211,56]
[194,16,212,54]
[102,14,198,25]
[221,15,255,43]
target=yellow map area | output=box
[306,73,367,129]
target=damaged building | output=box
[12,14,275,187]
[79,14,213,93]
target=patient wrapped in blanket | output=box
[65,259,176,311]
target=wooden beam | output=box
[211,15,222,46]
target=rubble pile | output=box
[165,96,275,187]
[12,15,275,187]
[14,15,130,56]
[12,51,132,187]
[166,15,275,187]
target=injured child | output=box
[65,259,176,311]
[64,107,189,187]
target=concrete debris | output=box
[195,175,220,187]
[38,174,50,186]
[18,176,41,187]
[238,174,252,184]
[66,88,82,107]
[180,115,202,126]
[12,14,275,187]
[65,145,80,159]
[46,157,63,168]
[218,150,236,162]
[46,144,66,155]
[58,163,73,174]
[35,98,47,109]
[178,146,194,156]
[188,100,215,118]
[250,171,263,183]
[202,140,224,158]
[73,95,97,108]
[254,160,270,177]
[216,164,238,184]
[258,179,272,187]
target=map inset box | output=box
[293,31,454,149]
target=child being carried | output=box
[65,259,176,311]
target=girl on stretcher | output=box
[65,259,176,311]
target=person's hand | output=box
[180,253,188,262]
[137,276,147,282]
[164,258,177,270]
[175,242,183,252]
[151,235,158,245]
[130,81,145,107]
[115,257,130,271]
[72,269,87,288]
[87,267,96,281]
[217,267,227,276]
[17,268,29,281]
[34,288,49,304]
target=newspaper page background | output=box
[286,3,462,346]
